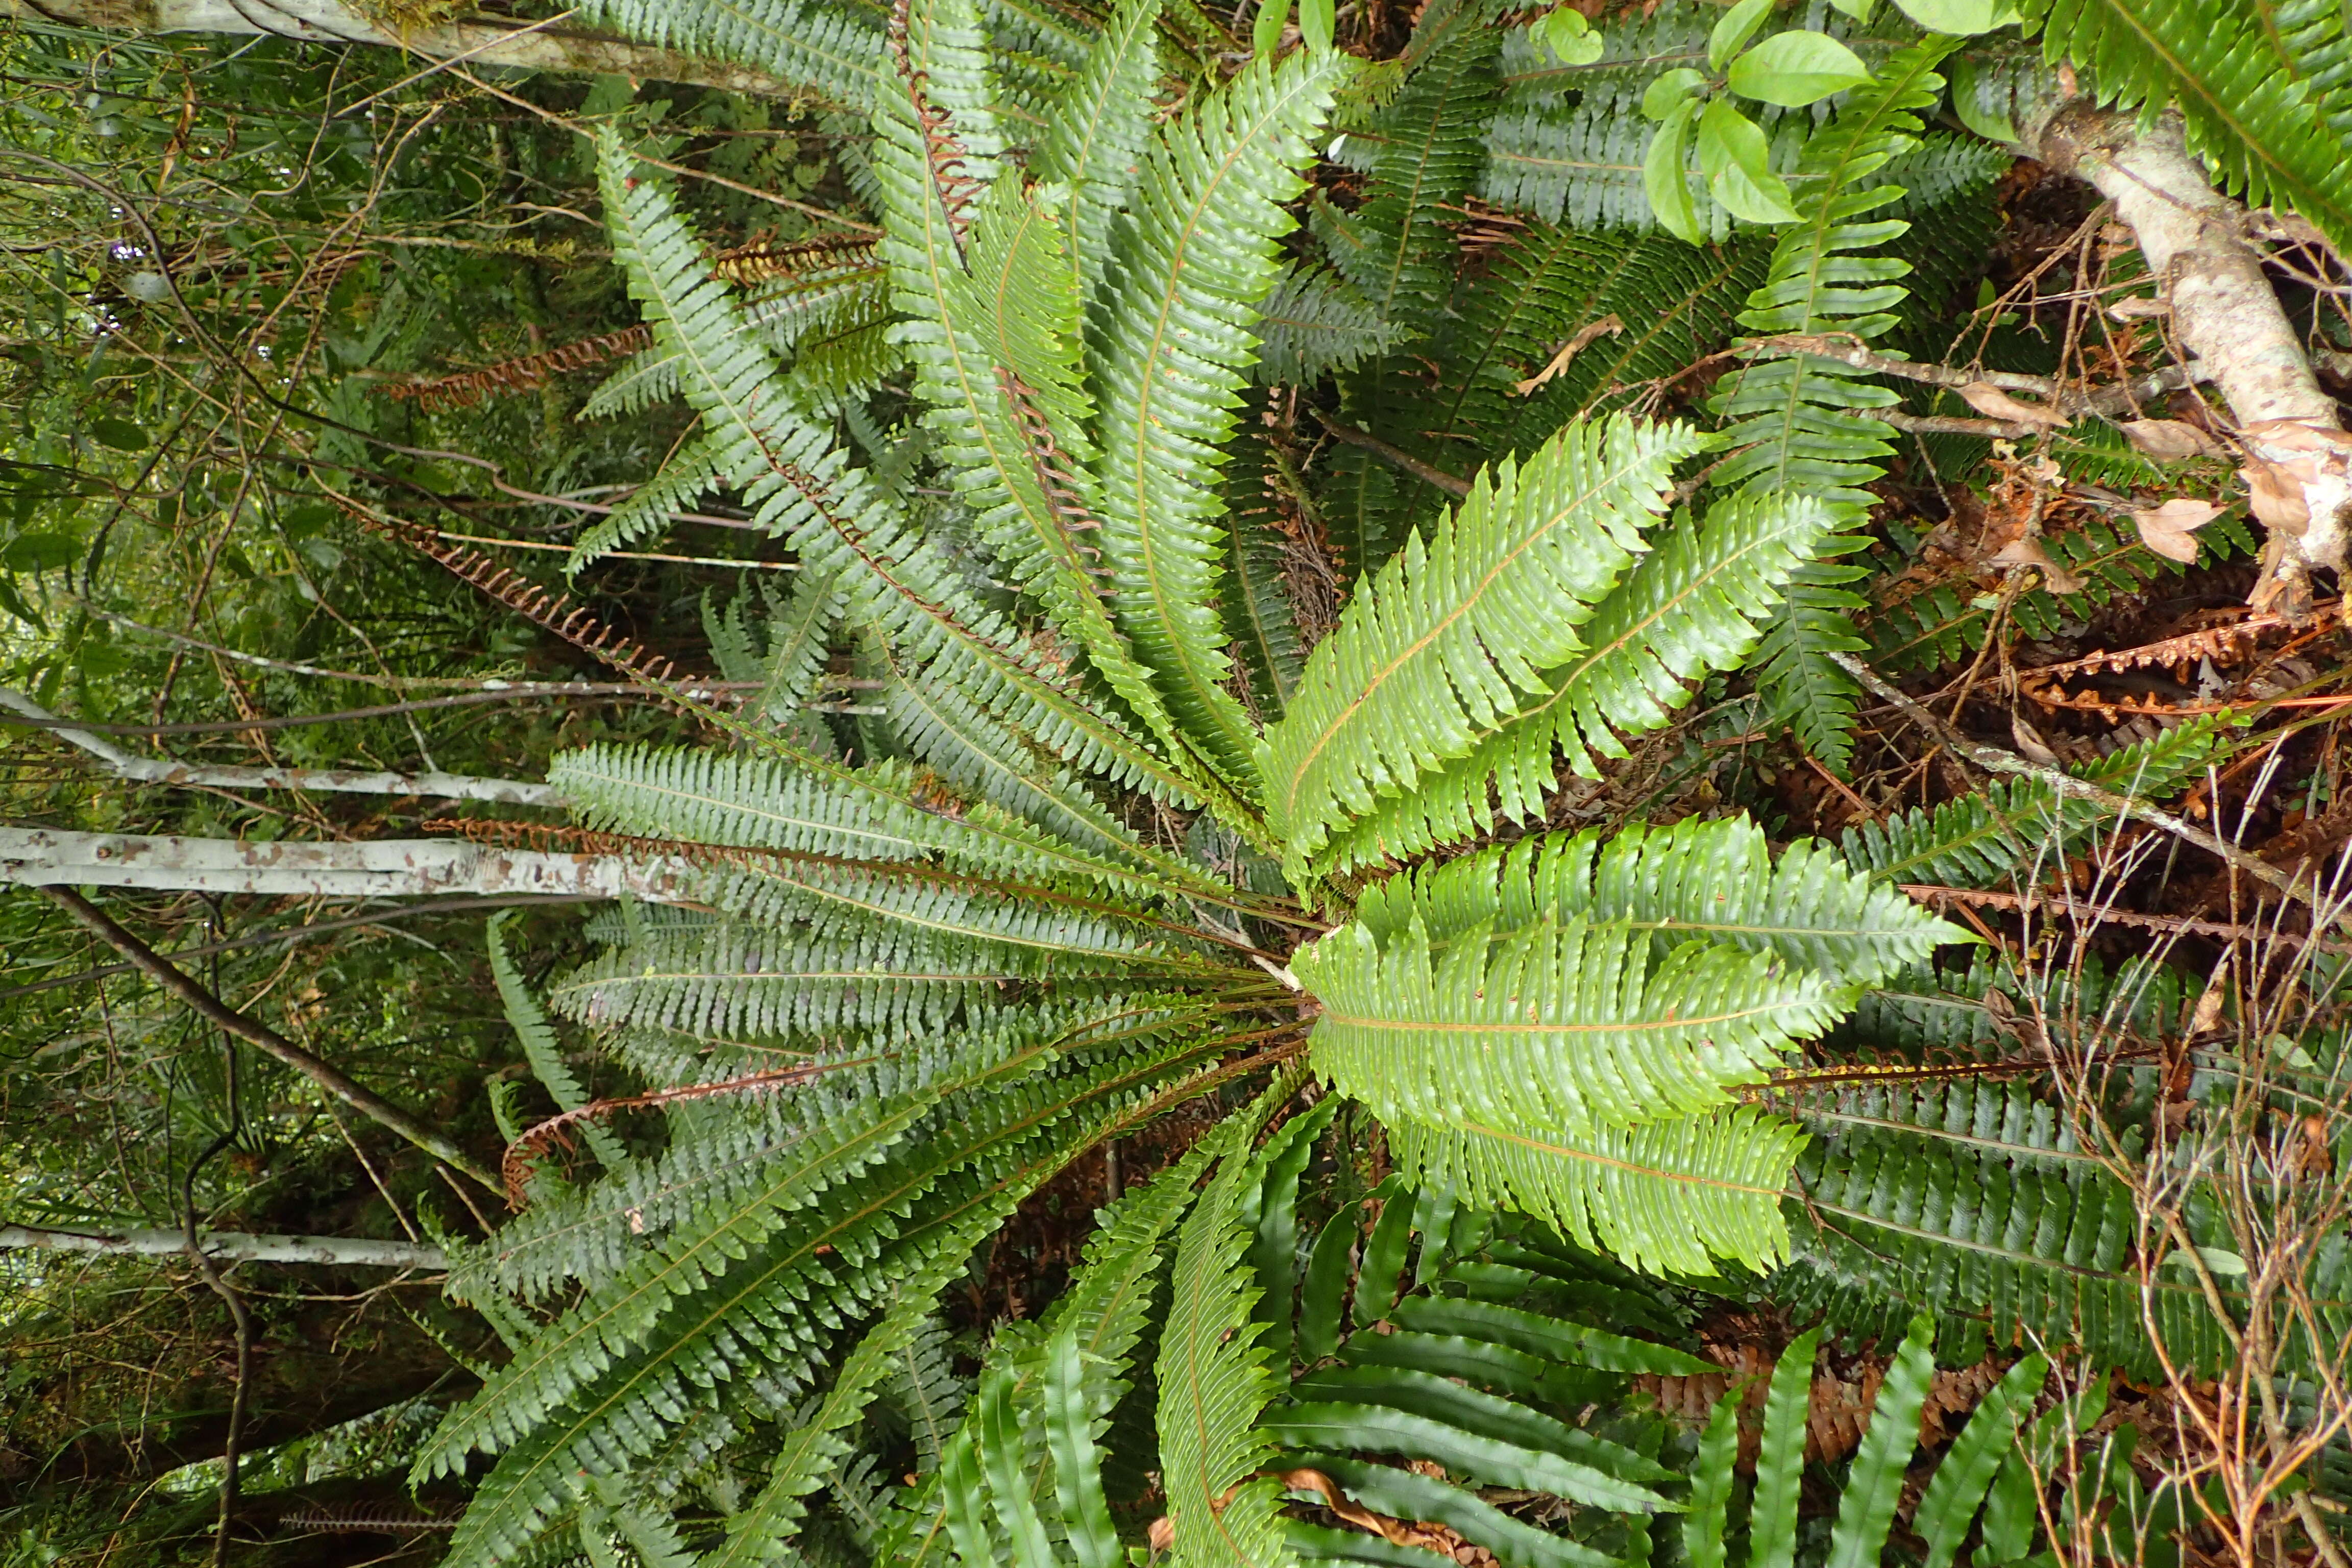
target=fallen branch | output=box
[2030,104,2352,618]
[1746,332,2203,419]
[1,1223,448,1269]
[1901,884,2352,955]
[1,690,564,806]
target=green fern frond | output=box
[1865,511,2250,673]
[1311,491,1829,873]
[1220,433,1311,719]
[1437,230,1769,467]
[1031,0,1163,313]
[703,1276,978,1568]
[1259,414,1700,878]
[569,432,730,578]
[1253,265,1407,385]
[1825,1313,1935,1568]
[1776,1094,2236,1377]
[597,129,1200,811]
[1839,714,2234,887]
[580,263,886,421]
[2024,0,2352,251]
[1295,914,1846,1136]
[572,0,884,108]
[1385,1109,1804,1276]
[1323,0,1499,329]
[867,635,1212,887]
[491,913,628,1173]
[1707,39,1971,774]
[542,927,1052,1041]
[429,1026,1232,1568]
[549,742,1193,901]
[1355,814,1966,988]
[1482,106,1758,238]
[1157,1080,1304,1568]
[693,861,1237,978]
[1093,49,1353,789]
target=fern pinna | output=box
[372,0,2352,1554]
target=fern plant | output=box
[367,0,2352,1553]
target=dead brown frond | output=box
[382,326,655,412]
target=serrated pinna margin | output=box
[997,365,1114,590]
[710,232,883,285]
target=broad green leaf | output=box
[1641,67,1707,120]
[1255,0,1290,54]
[1707,0,1771,70]
[1301,0,1334,52]
[1726,31,1874,106]
[1645,100,1703,244]
[1890,0,2008,30]
[1698,100,1800,224]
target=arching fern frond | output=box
[1259,414,1701,879]
[1354,814,1967,987]
[1708,39,1974,774]
[1309,490,1828,873]
[1385,1109,1805,1277]
[1093,50,1354,791]
[1294,915,1846,1137]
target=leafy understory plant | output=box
[372,0,2352,1554]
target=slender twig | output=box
[0,683,746,737]
[2,689,563,804]
[1748,331,2204,417]
[1830,651,2317,910]
[1902,885,2352,955]
[0,894,600,1003]
[32,889,502,1191]
[1309,410,1473,498]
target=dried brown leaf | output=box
[1512,313,1625,397]
[2121,419,2224,461]
[2132,497,2223,563]
[1987,533,2085,593]
[1959,381,2071,429]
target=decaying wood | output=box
[1,1223,447,1270]
[2029,104,2352,622]
[0,825,689,901]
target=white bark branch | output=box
[1,1223,446,1269]
[2031,104,2352,619]
[2,691,564,806]
[1,0,817,100]
[1,826,690,901]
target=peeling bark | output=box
[1,1223,447,1269]
[2030,103,2352,620]
[1,825,689,900]
[1,0,820,101]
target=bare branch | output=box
[31,888,504,1191]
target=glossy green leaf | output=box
[1698,100,1801,224]
[1726,31,1874,106]
[1707,0,1772,70]
[1392,1296,1713,1375]
[1297,1207,1358,1365]
[1644,99,1703,244]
